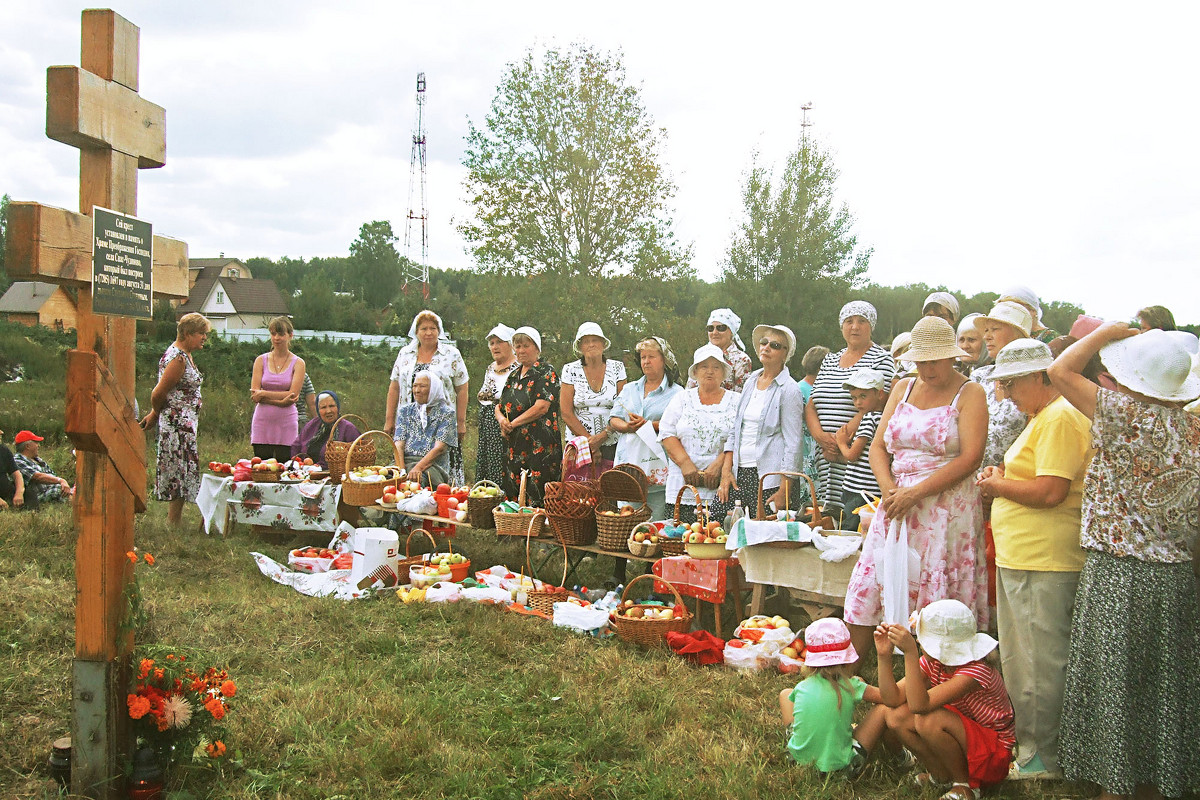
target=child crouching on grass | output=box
[778,618,882,776]
[854,599,1014,800]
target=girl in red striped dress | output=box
[854,599,1014,800]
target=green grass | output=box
[0,323,1090,799]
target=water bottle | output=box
[725,500,745,533]
[595,590,621,612]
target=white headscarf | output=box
[406,310,445,344]
[707,308,746,352]
[413,372,449,429]
[839,300,878,329]
[998,286,1043,328]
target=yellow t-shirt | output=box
[992,395,1093,572]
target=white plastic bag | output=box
[552,602,611,634]
[425,582,462,603]
[878,518,921,624]
[397,490,437,515]
[724,640,777,673]
[460,586,512,604]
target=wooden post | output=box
[2,10,188,798]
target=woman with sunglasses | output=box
[806,301,898,519]
[719,324,804,515]
[688,308,752,392]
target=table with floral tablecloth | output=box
[197,474,342,535]
[652,555,745,638]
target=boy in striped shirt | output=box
[853,599,1014,800]
[834,368,887,531]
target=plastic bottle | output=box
[595,590,621,612]
[724,500,745,532]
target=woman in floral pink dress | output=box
[843,317,989,667]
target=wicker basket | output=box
[608,463,649,501]
[595,467,651,550]
[662,484,708,555]
[322,414,373,485]
[494,471,549,538]
[757,471,834,529]
[544,444,599,545]
[627,521,661,558]
[466,479,504,529]
[399,528,438,573]
[249,470,280,483]
[525,522,569,615]
[340,431,402,507]
[611,573,692,647]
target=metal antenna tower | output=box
[403,72,429,299]
[800,102,813,140]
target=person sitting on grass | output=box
[854,600,1014,800]
[778,618,881,778]
[12,430,74,505]
[0,426,28,511]
[834,367,887,531]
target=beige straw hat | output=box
[989,339,1054,381]
[973,301,1033,338]
[906,317,969,362]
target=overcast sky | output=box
[4,1,1200,324]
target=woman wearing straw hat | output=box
[720,324,804,515]
[476,324,519,487]
[842,317,988,666]
[497,326,562,504]
[975,339,1093,781]
[1048,324,1200,800]
[560,322,627,477]
[688,308,753,392]
[385,310,469,484]
[609,336,684,520]
[807,301,898,518]
[970,301,1034,470]
[659,344,740,523]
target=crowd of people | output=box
[29,287,1194,800]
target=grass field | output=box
[0,324,1092,799]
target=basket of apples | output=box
[466,479,506,529]
[427,550,470,582]
[340,431,403,506]
[684,521,730,560]
[627,521,662,558]
[249,456,283,482]
[287,545,338,573]
[611,574,692,647]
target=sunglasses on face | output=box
[706,324,729,333]
[759,338,786,351]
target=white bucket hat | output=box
[487,324,515,343]
[843,367,887,392]
[803,618,858,668]
[512,326,542,351]
[999,285,1043,326]
[974,301,1034,338]
[572,322,611,354]
[689,343,732,382]
[1100,329,1200,403]
[751,324,797,362]
[989,339,1054,381]
[906,317,968,362]
[913,599,997,666]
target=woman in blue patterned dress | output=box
[140,313,210,526]
[393,372,457,488]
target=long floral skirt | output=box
[475,406,507,488]
[155,424,199,502]
[1058,551,1200,797]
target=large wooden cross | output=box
[4,10,189,798]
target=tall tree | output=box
[347,221,402,307]
[0,194,10,293]
[460,43,688,280]
[722,139,871,351]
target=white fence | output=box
[214,328,410,348]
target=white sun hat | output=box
[1099,329,1200,403]
[572,322,611,354]
[913,599,997,666]
[751,324,797,362]
[843,367,887,392]
[906,317,969,362]
[689,343,731,382]
[989,339,1054,381]
[512,326,542,351]
[974,301,1034,338]
[802,618,859,668]
[487,324,515,343]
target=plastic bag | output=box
[552,602,611,634]
[425,582,462,603]
[878,518,921,624]
[397,490,437,515]
[460,586,512,604]
[723,639,778,673]
[666,630,726,665]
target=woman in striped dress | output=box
[806,301,897,515]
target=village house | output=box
[0,281,77,330]
[177,257,289,330]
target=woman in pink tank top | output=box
[250,316,307,462]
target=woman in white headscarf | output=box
[806,301,898,516]
[922,291,960,326]
[688,308,753,392]
[1000,286,1058,344]
[393,372,457,487]
[956,313,989,376]
[476,323,519,487]
[385,310,469,485]
[498,326,563,504]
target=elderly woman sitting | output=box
[393,372,457,487]
[292,391,361,469]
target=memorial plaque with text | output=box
[92,207,153,319]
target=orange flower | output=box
[154,668,165,680]
[126,551,138,563]
[138,659,154,679]
[205,698,226,721]
[205,740,227,758]
[220,680,237,698]
[143,553,156,565]
[127,694,151,720]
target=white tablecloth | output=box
[738,545,859,603]
[197,474,342,535]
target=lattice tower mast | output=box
[404,72,429,298]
